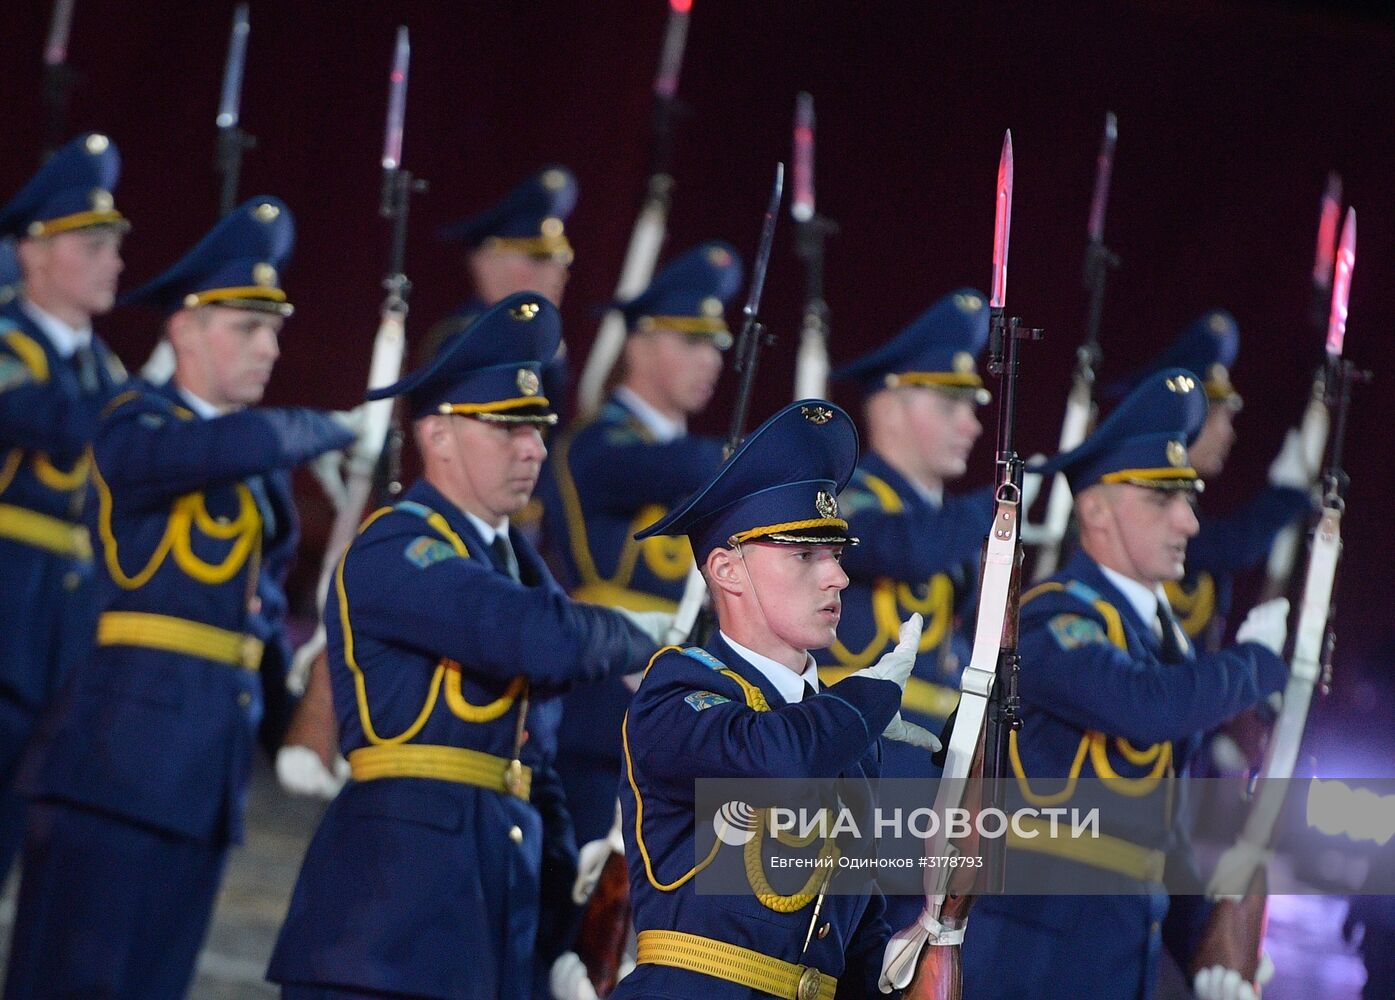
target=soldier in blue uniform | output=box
[539,240,739,848]
[615,400,938,1000]
[1125,311,1313,651]
[818,290,997,767]
[426,167,576,390]
[959,368,1291,1000]
[4,196,355,998]
[0,132,130,880]
[268,292,665,1000]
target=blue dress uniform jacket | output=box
[960,551,1289,1000]
[615,635,903,1000]
[0,302,125,868]
[1164,484,1311,649]
[269,478,657,1000]
[818,453,992,770]
[540,392,723,844]
[5,380,351,999]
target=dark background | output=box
[3,1,1391,766]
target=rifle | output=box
[1025,112,1117,580]
[577,164,784,995]
[576,0,694,416]
[141,3,256,385]
[1192,208,1366,985]
[41,0,77,160]
[665,162,784,646]
[791,92,837,400]
[882,131,1042,999]
[287,25,426,698]
[1260,172,1343,601]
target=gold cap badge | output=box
[252,262,278,288]
[815,490,838,518]
[952,351,975,373]
[701,296,723,317]
[801,405,833,425]
[1166,440,1187,467]
[516,368,540,396]
[511,301,540,321]
[89,189,114,212]
[540,216,564,238]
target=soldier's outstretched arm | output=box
[563,428,723,514]
[341,514,657,687]
[1017,601,1288,746]
[0,342,112,463]
[838,484,995,581]
[95,399,352,501]
[1184,485,1312,574]
[628,658,901,784]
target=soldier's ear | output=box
[706,546,743,598]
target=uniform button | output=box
[1150,921,1161,934]
[247,596,263,615]
[509,825,524,844]
[63,572,81,591]
[236,691,252,708]
[817,922,831,939]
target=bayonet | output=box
[989,130,1013,314]
[42,0,78,159]
[791,92,836,400]
[215,3,254,218]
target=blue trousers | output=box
[4,800,226,1000]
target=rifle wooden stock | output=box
[577,851,632,996]
[1190,868,1268,983]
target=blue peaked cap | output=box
[0,132,128,240]
[635,400,860,561]
[619,241,743,348]
[833,288,992,403]
[122,197,295,316]
[1113,309,1242,409]
[1032,366,1209,494]
[368,291,561,424]
[438,165,577,264]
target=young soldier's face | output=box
[469,248,569,307]
[442,416,547,522]
[19,228,124,319]
[898,387,982,482]
[739,542,849,651]
[631,329,724,416]
[1100,484,1200,584]
[1189,406,1236,478]
[173,306,282,408]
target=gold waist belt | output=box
[348,743,532,801]
[96,611,262,670]
[1007,815,1167,882]
[636,929,837,1000]
[0,503,91,559]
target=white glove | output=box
[1207,838,1273,899]
[1267,429,1310,489]
[1193,952,1273,1000]
[549,952,599,1000]
[276,744,350,800]
[613,607,676,645]
[1236,598,1289,656]
[850,614,923,688]
[330,404,370,440]
[883,713,941,753]
[140,338,176,384]
[573,802,625,905]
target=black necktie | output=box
[803,681,818,702]
[490,533,519,582]
[1156,600,1189,663]
[74,344,99,393]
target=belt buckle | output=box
[503,758,525,796]
[797,966,822,1000]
